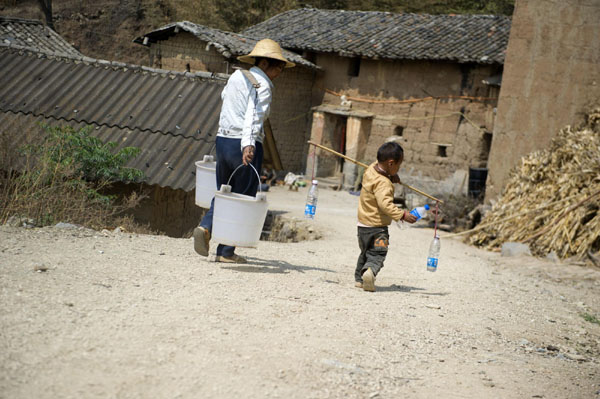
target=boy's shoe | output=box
[354,281,363,288]
[193,227,210,256]
[215,254,247,264]
[362,268,375,292]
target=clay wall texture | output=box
[151,33,315,173]
[312,53,500,181]
[486,0,600,200]
[148,32,504,187]
[111,183,203,238]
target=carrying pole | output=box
[307,140,444,204]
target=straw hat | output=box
[238,39,295,68]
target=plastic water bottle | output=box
[410,204,430,220]
[427,235,440,272]
[304,180,318,219]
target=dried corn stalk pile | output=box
[469,108,600,260]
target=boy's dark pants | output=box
[355,226,389,282]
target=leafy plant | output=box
[40,124,144,183]
[0,123,146,230]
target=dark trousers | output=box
[200,136,263,257]
[355,226,389,282]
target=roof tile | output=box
[135,21,319,69]
[243,8,511,64]
[0,16,82,57]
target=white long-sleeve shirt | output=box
[217,66,273,150]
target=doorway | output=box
[316,114,347,178]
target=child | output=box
[355,142,417,292]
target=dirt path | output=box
[1,186,599,398]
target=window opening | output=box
[437,145,447,158]
[348,58,361,77]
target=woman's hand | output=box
[242,145,255,165]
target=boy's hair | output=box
[377,142,404,162]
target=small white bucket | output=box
[195,155,216,208]
[211,164,268,248]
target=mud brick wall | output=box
[311,53,499,184]
[110,183,203,238]
[150,32,233,73]
[150,33,315,172]
[269,67,315,173]
[486,0,600,200]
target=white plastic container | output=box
[195,155,216,208]
[212,184,268,247]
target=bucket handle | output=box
[226,163,263,193]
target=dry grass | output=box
[0,124,147,232]
[469,108,600,260]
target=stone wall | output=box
[310,53,500,194]
[151,33,315,173]
[486,0,600,200]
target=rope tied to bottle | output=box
[433,201,440,238]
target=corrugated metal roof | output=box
[134,21,320,70]
[0,112,212,192]
[0,16,83,57]
[0,47,227,191]
[0,47,227,138]
[242,8,511,64]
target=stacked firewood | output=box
[469,109,600,262]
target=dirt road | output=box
[1,186,599,398]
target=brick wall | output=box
[486,0,600,200]
[151,33,315,172]
[311,53,500,189]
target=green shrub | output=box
[0,124,146,230]
[40,124,144,183]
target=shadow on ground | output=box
[376,284,449,296]
[220,256,334,274]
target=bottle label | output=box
[304,204,316,217]
[427,257,438,268]
[410,209,420,220]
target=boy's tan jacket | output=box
[358,162,406,227]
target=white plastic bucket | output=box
[211,164,268,248]
[195,155,216,208]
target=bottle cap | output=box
[424,204,430,210]
[312,180,318,185]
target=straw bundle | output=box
[469,109,600,260]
